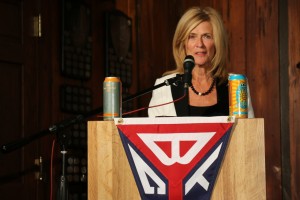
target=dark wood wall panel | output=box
[288,0,300,199]
[245,1,282,200]
[0,63,23,199]
[221,0,247,74]
[0,1,22,62]
[0,0,39,199]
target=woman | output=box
[148,7,254,117]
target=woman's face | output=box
[185,21,215,67]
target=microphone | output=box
[183,55,195,88]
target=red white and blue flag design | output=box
[114,116,235,200]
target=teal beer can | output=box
[228,74,248,118]
[103,77,122,120]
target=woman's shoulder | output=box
[159,73,178,80]
[155,73,179,83]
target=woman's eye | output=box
[202,34,212,39]
[188,34,197,39]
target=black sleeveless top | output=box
[170,78,229,117]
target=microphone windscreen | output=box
[183,55,195,88]
[184,55,195,66]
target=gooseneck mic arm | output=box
[123,74,183,103]
[1,74,183,153]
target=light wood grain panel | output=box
[211,118,266,200]
[88,119,266,200]
[88,121,140,200]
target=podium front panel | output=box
[88,118,266,200]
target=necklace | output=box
[190,78,216,96]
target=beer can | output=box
[228,74,248,118]
[103,77,122,120]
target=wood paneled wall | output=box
[244,1,282,199]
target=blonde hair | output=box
[164,7,228,83]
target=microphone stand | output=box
[1,74,183,153]
[1,74,182,200]
[56,131,70,200]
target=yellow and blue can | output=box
[103,77,122,120]
[228,74,248,118]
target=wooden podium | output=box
[88,118,266,200]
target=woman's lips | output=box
[194,51,206,56]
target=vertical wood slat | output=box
[245,0,282,199]
[220,0,247,74]
[279,0,292,198]
[288,0,300,199]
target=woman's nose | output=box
[195,37,203,47]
